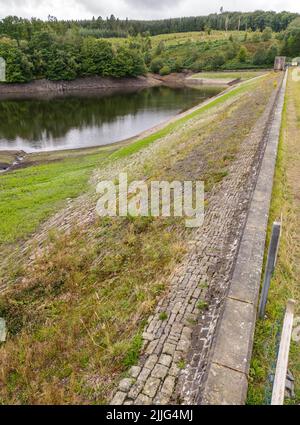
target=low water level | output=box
[0,85,222,153]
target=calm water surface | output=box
[0,85,222,153]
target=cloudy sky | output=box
[0,0,299,21]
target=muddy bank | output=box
[0,74,163,95]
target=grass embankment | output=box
[248,70,300,405]
[0,149,111,245]
[190,71,267,81]
[0,72,280,404]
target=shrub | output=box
[150,57,163,73]
[253,48,267,65]
[262,27,273,41]
[252,30,261,43]
[159,65,171,76]
[211,54,226,69]
[238,46,248,63]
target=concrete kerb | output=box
[201,70,288,405]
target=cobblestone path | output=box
[111,78,282,405]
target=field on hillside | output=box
[0,23,280,84]
[106,29,279,76]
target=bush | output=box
[262,27,273,41]
[252,30,261,43]
[238,46,248,63]
[174,58,183,72]
[211,54,225,69]
[159,65,171,76]
[191,59,206,72]
[150,58,163,73]
[253,48,267,65]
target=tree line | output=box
[0,31,147,82]
[0,11,298,40]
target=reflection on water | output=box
[0,85,222,152]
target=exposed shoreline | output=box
[0,74,166,95]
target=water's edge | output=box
[0,74,164,95]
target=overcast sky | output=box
[0,0,300,21]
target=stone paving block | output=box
[169,362,180,377]
[129,366,141,379]
[135,394,152,405]
[154,392,172,405]
[152,364,169,380]
[110,391,127,405]
[158,354,173,368]
[163,342,176,356]
[138,367,151,383]
[145,339,159,355]
[144,354,158,371]
[118,378,133,392]
[142,377,161,398]
[177,339,190,353]
[173,351,183,363]
[143,332,154,341]
[128,382,143,400]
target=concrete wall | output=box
[201,70,288,405]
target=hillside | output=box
[0,13,300,83]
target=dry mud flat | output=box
[0,72,283,404]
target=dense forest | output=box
[0,11,298,39]
[0,11,300,83]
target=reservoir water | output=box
[0,85,222,153]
